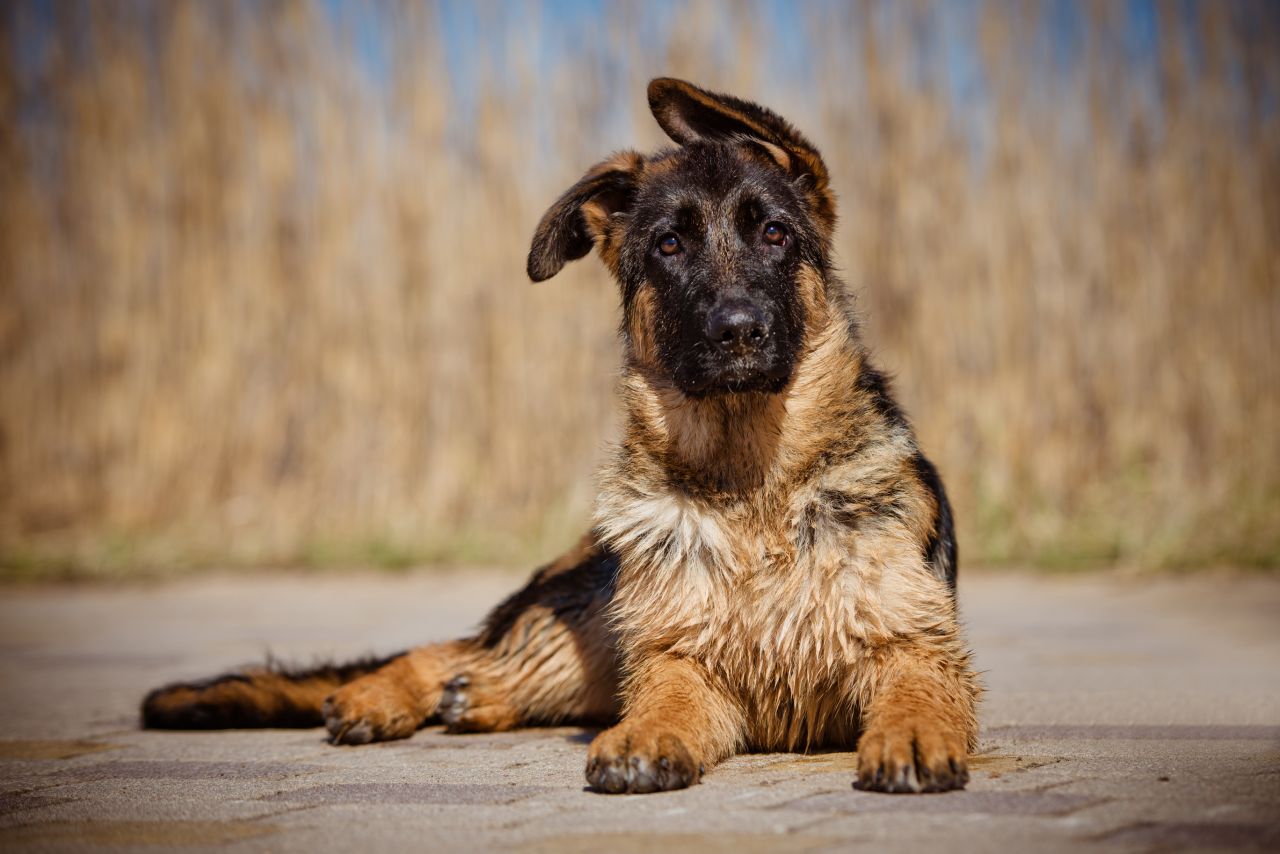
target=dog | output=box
[142,78,980,795]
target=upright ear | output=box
[648,78,835,229]
[527,151,644,282]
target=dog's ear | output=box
[527,151,644,282]
[648,78,834,228]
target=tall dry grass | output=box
[1,1,1277,575]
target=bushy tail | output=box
[141,653,403,730]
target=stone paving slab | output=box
[1,570,1278,852]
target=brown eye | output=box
[762,222,787,246]
[658,233,682,256]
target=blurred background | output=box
[1,0,1276,577]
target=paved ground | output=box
[1,569,1277,853]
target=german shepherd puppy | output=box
[143,79,980,795]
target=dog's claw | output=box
[439,675,470,730]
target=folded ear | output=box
[527,151,644,282]
[648,78,834,228]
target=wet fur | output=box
[142,79,979,795]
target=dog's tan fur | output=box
[142,78,979,795]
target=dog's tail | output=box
[140,653,403,730]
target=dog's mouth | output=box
[678,357,792,398]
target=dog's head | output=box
[528,79,836,398]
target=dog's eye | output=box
[762,222,787,246]
[658,234,682,256]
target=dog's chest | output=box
[602,487,903,688]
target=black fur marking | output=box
[794,503,820,556]
[854,364,909,431]
[820,486,911,529]
[477,546,618,651]
[911,452,958,590]
[140,652,405,730]
[282,652,410,685]
[793,483,909,562]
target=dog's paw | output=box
[438,675,520,733]
[585,723,702,794]
[322,677,420,745]
[853,717,969,794]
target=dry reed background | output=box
[1,1,1277,576]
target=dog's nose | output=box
[705,300,769,353]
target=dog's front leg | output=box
[853,641,979,793]
[585,654,742,794]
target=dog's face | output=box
[528,79,837,398]
[619,142,816,395]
